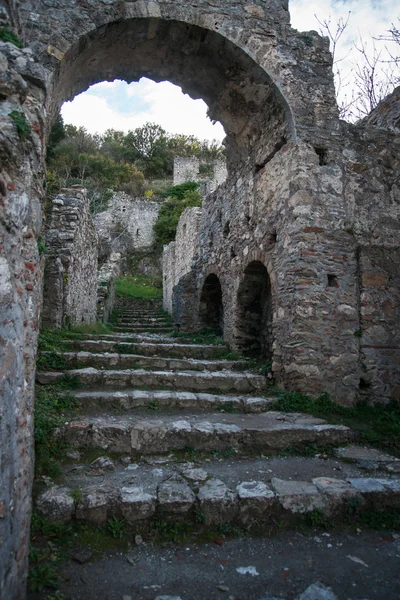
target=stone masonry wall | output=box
[163,207,202,315]
[42,187,98,328]
[97,252,122,323]
[0,21,47,600]
[173,157,228,195]
[1,1,399,596]
[93,192,160,263]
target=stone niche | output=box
[42,187,98,328]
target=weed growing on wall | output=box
[0,27,23,47]
[153,182,201,247]
[9,110,31,140]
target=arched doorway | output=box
[199,274,223,333]
[235,261,273,359]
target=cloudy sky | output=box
[61,0,399,140]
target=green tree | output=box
[153,183,201,248]
[123,123,172,178]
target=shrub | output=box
[153,183,201,248]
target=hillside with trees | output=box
[46,116,224,214]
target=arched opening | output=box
[45,18,294,173]
[199,274,223,333]
[235,261,273,359]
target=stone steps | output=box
[56,410,353,456]
[36,298,379,539]
[63,338,229,359]
[36,368,267,394]
[113,326,174,333]
[117,318,171,325]
[36,450,400,526]
[39,350,239,372]
[71,389,276,413]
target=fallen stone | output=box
[90,456,115,471]
[154,596,183,600]
[236,566,259,576]
[72,548,93,564]
[217,585,229,592]
[181,468,209,482]
[297,581,338,600]
[66,450,81,460]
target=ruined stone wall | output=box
[93,192,160,263]
[167,122,400,405]
[163,207,202,315]
[0,24,47,600]
[97,252,122,323]
[1,1,399,596]
[173,157,228,195]
[42,188,98,328]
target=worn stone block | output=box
[271,478,324,514]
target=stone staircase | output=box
[35,300,400,531]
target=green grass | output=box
[171,328,225,345]
[34,386,78,478]
[38,324,112,353]
[115,275,162,299]
[272,391,400,457]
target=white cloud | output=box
[61,78,225,142]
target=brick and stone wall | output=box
[42,188,98,328]
[93,192,160,263]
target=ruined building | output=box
[0,0,399,597]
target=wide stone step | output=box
[40,351,238,372]
[37,451,399,527]
[113,326,174,333]
[72,389,276,413]
[36,368,266,393]
[56,410,353,456]
[63,338,228,359]
[117,318,171,325]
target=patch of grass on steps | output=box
[115,275,162,299]
[272,391,400,457]
[170,328,225,345]
[34,386,79,480]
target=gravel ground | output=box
[29,529,400,600]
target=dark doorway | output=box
[199,274,223,333]
[235,261,273,358]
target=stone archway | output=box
[235,261,273,359]
[0,3,346,597]
[199,273,223,333]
